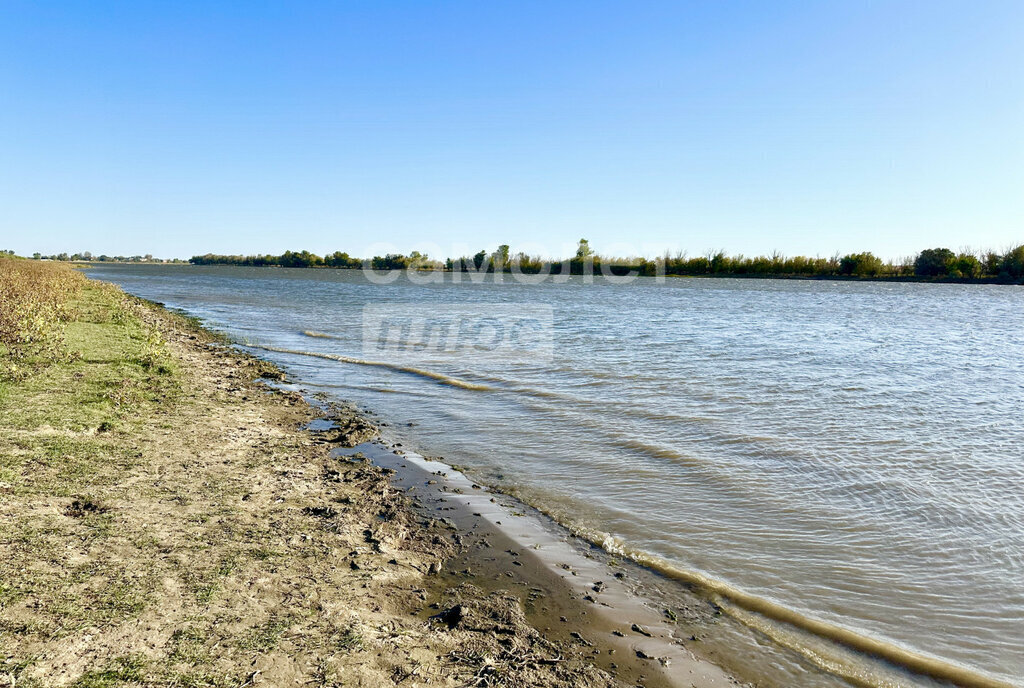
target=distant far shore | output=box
[87,261,1024,286]
[14,239,1024,284]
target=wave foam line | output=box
[582,532,1014,688]
[252,343,492,391]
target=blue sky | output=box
[1,1,1021,260]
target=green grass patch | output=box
[72,654,147,688]
[0,285,180,434]
[169,625,210,665]
[238,617,291,653]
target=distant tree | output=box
[326,251,358,268]
[492,244,510,270]
[839,252,883,277]
[371,254,409,270]
[709,251,730,274]
[1000,245,1024,278]
[472,250,487,271]
[279,250,323,268]
[982,251,1002,276]
[914,248,955,277]
[407,251,429,269]
[951,253,981,279]
[511,251,544,274]
[687,256,711,274]
[575,238,593,259]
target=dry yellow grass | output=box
[0,258,85,377]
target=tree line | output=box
[31,252,186,264]
[184,241,1024,281]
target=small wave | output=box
[250,343,492,391]
[306,381,439,398]
[565,526,1016,688]
[488,480,1014,687]
[302,330,336,339]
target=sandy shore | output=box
[0,285,743,687]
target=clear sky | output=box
[1,1,1021,260]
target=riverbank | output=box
[0,279,740,687]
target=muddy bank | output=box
[291,393,745,688]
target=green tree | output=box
[982,251,1002,276]
[407,251,430,269]
[492,244,510,270]
[839,252,883,277]
[952,253,981,279]
[326,251,356,268]
[371,254,409,270]
[575,238,593,259]
[709,251,730,274]
[914,248,955,277]
[1000,245,1024,278]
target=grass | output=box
[335,626,364,652]
[0,286,179,435]
[0,279,272,687]
[0,281,184,680]
[169,626,209,664]
[238,617,291,653]
[71,655,147,688]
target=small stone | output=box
[570,632,593,646]
[435,604,463,628]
